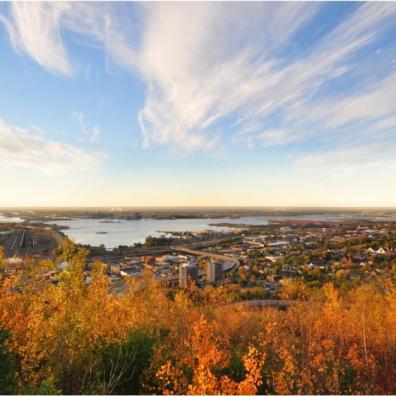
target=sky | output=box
[0,1,396,208]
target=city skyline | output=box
[1,2,396,207]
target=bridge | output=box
[172,246,240,271]
[92,235,242,263]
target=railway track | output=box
[3,227,58,257]
[19,229,26,248]
[10,233,18,250]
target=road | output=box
[155,246,240,283]
[172,246,240,271]
[92,235,243,262]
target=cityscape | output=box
[1,1,396,395]
[1,209,396,298]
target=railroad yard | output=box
[0,224,62,258]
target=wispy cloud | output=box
[136,2,321,150]
[72,111,87,135]
[0,2,137,75]
[0,117,103,173]
[136,2,396,151]
[72,111,101,143]
[90,125,100,143]
[233,2,396,147]
[1,2,396,155]
[296,143,396,167]
[0,2,72,75]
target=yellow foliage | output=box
[1,243,396,394]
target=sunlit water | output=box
[45,213,396,249]
[0,215,23,223]
[46,217,261,248]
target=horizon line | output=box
[1,206,396,210]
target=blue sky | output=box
[0,2,395,207]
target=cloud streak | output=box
[137,2,321,150]
[72,111,101,143]
[296,143,396,167]
[0,2,72,75]
[1,2,396,157]
[135,2,396,152]
[0,118,103,173]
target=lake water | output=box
[46,217,263,248]
[0,215,23,223]
[46,213,396,249]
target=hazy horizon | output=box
[2,206,396,211]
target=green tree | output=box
[84,330,156,394]
[22,378,61,395]
[0,329,16,394]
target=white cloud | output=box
[295,142,396,182]
[373,115,396,131]
[72,111,101,143]
[135,2,396,150]
[0,118,103,173]
[258,129,305,147]
[72,111,87,135]
[286,71,396,131]
[292,142,396,201]
[0,2,321,149]
[136,3,322,150]
[2,2,396,153]
[90,125,100,143]
[0,2,72,75]
[0,2,138,75]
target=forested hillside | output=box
[1,241,396,394]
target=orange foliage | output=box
[1,242,396,394]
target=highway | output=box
[92,235,243,262]
[172,246,240,271]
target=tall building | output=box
[207,260,224,284]
[179,262,198,287]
